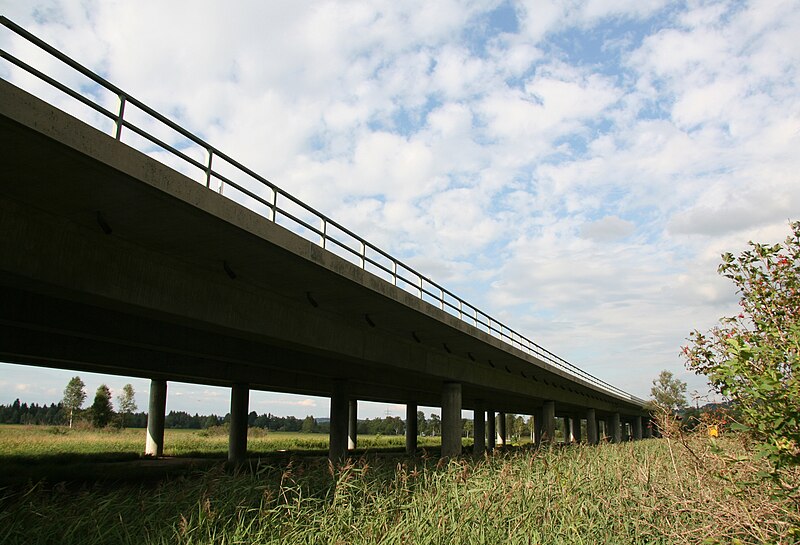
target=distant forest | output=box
[0,398,433,436]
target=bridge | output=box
[0,17,649,463]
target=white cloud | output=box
[581,216,635,241]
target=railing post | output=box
[270,190,277,222]
[360,241,366,269]
[114,93,126,140]
[205,149,214,188]
[321,218,327,249]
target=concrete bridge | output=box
[0,17,649,463]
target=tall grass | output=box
[1,435,797,544]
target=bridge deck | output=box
[0,78,644,419]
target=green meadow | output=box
[0,425,798,544]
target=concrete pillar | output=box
[586,408,598,445]
[228,383,249,463]
[542,401,556,444]
[497,412,507,447]
[611,412,622,443]
[573,417,582,443]
[473,401,486,457]
[644,418,653,438]
[487,410,496,451]
[347,399,358,450]
[634,416,643,441]
[145,379,167,457]
[441,382,462,458]
[329,380,349,464]
[534,407,544,446]
[406,402,418,454]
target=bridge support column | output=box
[562,417,571,443]
[573,417,582,443]
[473,401,485,457]
[611,412,622,443]
[533,407,543,446]
[329,380,349,464]
[145,379,167,457]
[406,402,418,454]
[487,410,496,451]
[586,408,598,445]
[497,412,507,447]
[542,401,556,444]
[348,399,358,450]
[228,383,249,464]
[644,418,653,438]
[441,382,462,458]
[634,416,643,441]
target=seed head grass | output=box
[1,431,798,544]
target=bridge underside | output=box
[0,78,648,460]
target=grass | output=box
[1,426,798,544]
[0,424,442,459]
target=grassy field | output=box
[0,424,434,459]
[1,426,798,544]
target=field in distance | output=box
[0,423,443,463]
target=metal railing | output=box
[0,16,645,406]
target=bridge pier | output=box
[533,407,543,446]
[586,408,598,445]
[473,401,485,457]
[487,410,496,451]
[562,417,571,443]
[611,412,622,443]
[406,402,417,454]
[348,399,358,450]
[145,379,167,457]
[633,417,642,440]
[441,382,462,458]
[228,383,249,464]
[497,412,507,447]
[644,417,653,438]
[572,416,582,443]
[542,401,556,444]
[329,380,349,463]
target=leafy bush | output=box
[684,221,800,470]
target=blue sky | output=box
[1,0,799,419]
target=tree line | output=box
[4,376,545,440]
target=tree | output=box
[90,384,114,428]
[62,376,86,428]
[301,415,317,433]
[416,410,427,435]
[648,370,687,413]
[116,384,137,428]
[684,221,800,469]
[429,413,441,436]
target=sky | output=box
[1,0,798,419]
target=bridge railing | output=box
[0,16,644,406]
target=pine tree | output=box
[91,384,114,428]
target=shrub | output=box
[684,221,800,471]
